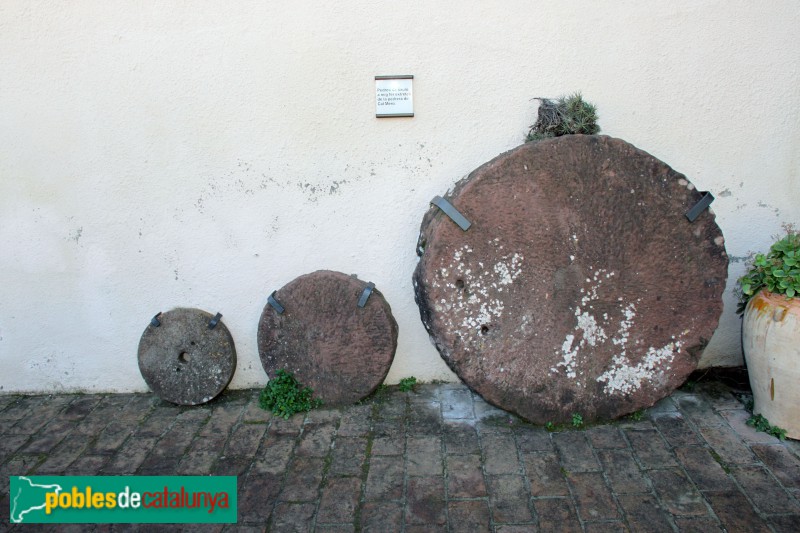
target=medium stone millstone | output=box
[258,270,398,406]
[413,135,728,424]
[138,308,236,405]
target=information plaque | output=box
[375,75,413,117]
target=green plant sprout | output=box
[737,231,800,313]
[571,413,584,428]
[259,369,322,419]
[526,92,600,142]
[398,376,417,392]
[746,413,787,440]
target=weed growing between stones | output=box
[258,369,322,419]
[526,92,600,142]
[571,413,584,428]
[398,376,417,392]
[747,413,787,440]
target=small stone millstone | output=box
[258,270,398,406]
[138,308,236,406]
[413,135,728,424]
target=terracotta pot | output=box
[742,289,800,439]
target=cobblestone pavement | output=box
[1,381,799,532]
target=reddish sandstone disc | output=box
[413,135,728,424]
[258,271,398,406]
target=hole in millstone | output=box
[175,367,181,372]
[455,279,465,290]
[480,325,490,335]
[178,352,190,363]
[190,341,196,346]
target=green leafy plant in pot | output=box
[738,230,800,439]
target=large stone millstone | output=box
[258,270,398,406]
[138,308,236,406]
[413,135,728,424]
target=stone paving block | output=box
[672,516,724,532]
[674,394,726,427]
[482,433,521,475]
[211,456,250,476]
[703,490,771,532]
[135,409,179,439]
[440,388,474,420]
[0,434,29,463]
[586,425,627,450]
[296,424,335,457]
[101,436,157,474]
[704,389,744,411]
[266,414,304,437]
[533,497,582,532]
[199,405,244,437]
[674,446,736,491]
[407,404,443,434]
[176,450,218,475]
[60,395,103,420]
[328,437,367,477]
[365,455,403,501]
[406,436,442,476]
[752,444,800,490]
[473,397,509,421]
[552,432,600,472]
[280,456,325,501]
[408,383,440,403]
[652,412,702,447]
[487,474,533,523]
[444,422,481,455]
[360,501,403,531]
[34,434,89,474]
[0,396,46,421]
[522,452,569,497]
[566,471,620,521]
[240,393,270,423]
[697,424,757,464]
[371,420,405,455]
[0,454,42,483]
[270,502,316,532]
[583,521,627,532]
[625,428,677,469]
[238,473,281,524]
[769,514,800,533]
[494,526,537,533]
[91,421,135,454]
[447,500,491,532]
[136,454,182,475]
[337,404,372,437]
[67,454,108,475]
[617,492,674,532]
[224,423,266,457]
[731,465,800,514]
[446,454,487,498]
[376,393,407,420]
[406,476,446,525]
[316,526,355,533]
[515,426,553,453]
[720,408,782,444]
[597,448,650,494]
[303,408,341,427]
[649,468,707,517]
[317,476,361,524]
[647,396,679,416]
[23,418,77,454]
[251,437,295,475]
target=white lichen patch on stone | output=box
[438,243,524,341]
[596,340,682,395]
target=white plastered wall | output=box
[0,1,798,393]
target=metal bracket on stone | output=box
[150,312,162,327]
[685,192,714,223]
[267,291,285,314]
[431,195,472,231]
[358,282,376,308]
[208,312,223,329]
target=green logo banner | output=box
[9,476,237,524]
